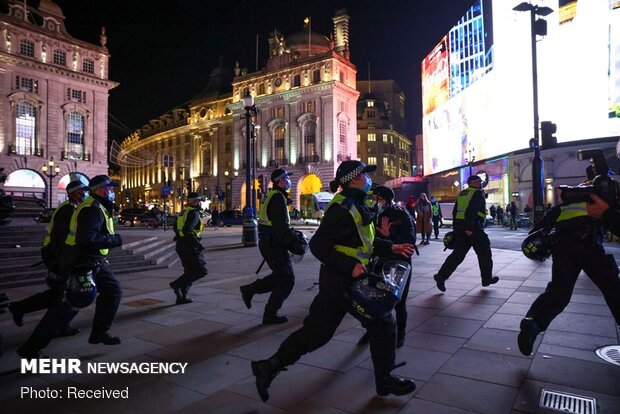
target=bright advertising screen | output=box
[422,0,620,175]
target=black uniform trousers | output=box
[432,216,441,238]
[526,243,620,330]
[437,229,493,281]
[171,240,208,291]
[10,276,64,315]
[19,260,121,353]
[274,287,396,386]
[250,238,295,316]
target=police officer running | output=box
[250,161,416,402]
[240,168,295,324]
[517,197,620,356]
[17,175,123,357]
[170,192,208,304]
[357,184,416,348]
[9,181,88,336]
[433,175,498,292]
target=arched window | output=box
[16,101,36,155]
[339,120,347,158]
[275,126,286,165]
[66,111,84,160]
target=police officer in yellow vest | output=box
[240,168,295,324]
[9,181,88,336]
[250,161,416,402]
[170,192,207,304]
[433,175,498,292]
[518,198,620,356]
[17,175,123,358]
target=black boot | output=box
[518,317,540,356]
[376,374,416,396]
[251,357,286,402]
[9,303,24,327]
[262,314,288,324]
[433,274,446,292]
[170,282,192,305]
[481,276,499,287]
[240,284,254,309]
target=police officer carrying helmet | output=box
[240,168,295,324]
[357,184,416,348]
[17,175,123,357]
[170,192,208,304]
[433,175,498,292]
[250,161,416,402]
[518,197,620,356]
[9,181,88,336]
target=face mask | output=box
[360,175,372,193]
[284,178,291,190]
[107,191,116,202]
[431,197,435,203]
[377,202,386,215]
[81,191,89,202]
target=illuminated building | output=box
[356,80,412,184]
[120,10,359,212]
[0,0,117,206]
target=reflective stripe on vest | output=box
[556,202,588,222]
[65,197,115,256]
[327,193,375,265]
[455,188,486,220]
[43,200,72,247]
[431,202,440,216]
[258,189,290,226]
[177,207,204,237]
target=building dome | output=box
[286,31,330,47]
[38,0,64,18]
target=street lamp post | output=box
[513,2,553,226]
[465,144,476,176]
[242,92,259,246]
[41,158,61,208]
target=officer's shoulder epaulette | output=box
[90,199,101,208]
[337,197,355,211]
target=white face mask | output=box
[377,202,386,215]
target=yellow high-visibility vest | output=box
[327,193,375,265]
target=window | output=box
[53,49,66,66]
[382,134,388,142]
[302,101,314,113]
[383,157,389,167]
[258,82,265,95]
[16,101,36,155]
[304,123,316,157]
[312,69,320,84]
[19,40,34,57]
[225,142,231,153]
[273,106,284,118]
[367,111,375,118]
[339,70,345,83]
[225,126,232,135]
[293,74,301,87]
[339,120,347,157]
[275,126,286,164]
[67,88,86,103]
[368,122,375,129]
[82,58,94,74]
[356,134,360,142]
[368,133,376,142]
[66,112,84,160]
[368,156,377,165]
[15,76,38,93]
[163,154,174,167]
[367,101,374,107]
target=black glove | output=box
[113,233,123,247]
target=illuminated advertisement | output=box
[422,36,449,116]
[422,0,620,175]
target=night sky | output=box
[51,0,475,142]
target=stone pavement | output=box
[0,226,619,413]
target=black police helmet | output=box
[349,271,401,320]
[286,229,308,256]
[65,271,97,308]
[521,229,556,262]
[443,231,455,251]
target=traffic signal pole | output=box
[529,6,545,226]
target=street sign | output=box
[162,186,172,196]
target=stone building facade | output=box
[0,0,116,207]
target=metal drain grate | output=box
[539,389,596,414]
[595,345,620,367]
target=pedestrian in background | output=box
[211,208,219,230]
[430,195,442,239]
[489,205,496,225]
[496,205,504,225]
[509,201,518,230]
[416,193,432,245]
[170,192,208,304]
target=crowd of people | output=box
[4,161,620,405]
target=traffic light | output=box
[185,178,192,192]
[540,121,557,149]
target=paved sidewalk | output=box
[0,227,619,413]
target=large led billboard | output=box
[422,0,620,175]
